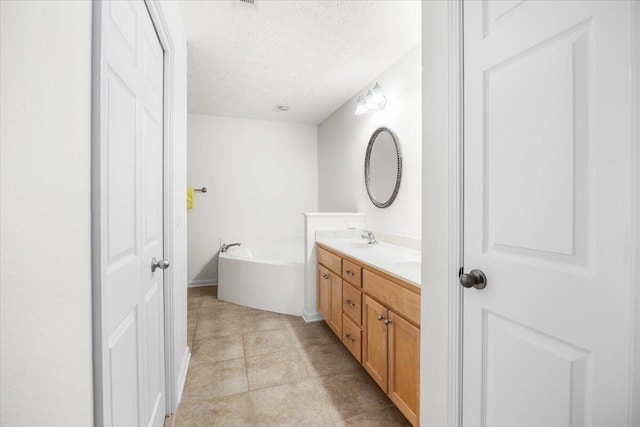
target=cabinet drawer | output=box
[342,314,362,363]
[342,259,362,287]
[363,269,420,325]
[317,246,342,274]
[342,281,362,326]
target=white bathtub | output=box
[218,238,304,316]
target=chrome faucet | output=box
[361,230,378,245]
[221,242,241,253]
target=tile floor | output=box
[164,286,411,427]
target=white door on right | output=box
[463,1,635,426]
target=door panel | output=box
[483,312,589,426]
[108,311,139,426]
[463,1,634,426]
[363,295,388,392]
[97,1,165,426]
[388,311,419,426]
[317,265,331,321]
[328,278,343,336]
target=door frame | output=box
[90,0,179,423]
[445,1,640,426]
[144,0,179,414]
[446,1,464,427]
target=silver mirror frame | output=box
[364,126,402,208]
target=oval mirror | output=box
[364,127,402,208]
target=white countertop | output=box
[315,238,421,288]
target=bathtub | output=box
[218,238,304,316]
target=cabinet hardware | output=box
[346,299,356,306]
[384,319,392,325]
[346,270,355,276]
[377,315,385,321]
[322,273,330,279]
[346,334,355,343]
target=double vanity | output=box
[315,235,421,426]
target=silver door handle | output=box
[459,269,487,290]
[151,258,170,272]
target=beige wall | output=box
[0,1,94,425]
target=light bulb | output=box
[365,90,376,110]
[371,83,386,109]
[355,96,368,115]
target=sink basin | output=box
[393,260,421,277]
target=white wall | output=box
[187,114,318,283]
[318,45,422,238]
[0,1,94,425]
[420,2,450,426]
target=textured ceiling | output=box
[180,0,421,124]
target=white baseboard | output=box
[187,279,218,288]
[176,346,191,405]
[302,311,322,323]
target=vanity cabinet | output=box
[316,243,420,426]
[363,295,388,390]
[317,248,342,337]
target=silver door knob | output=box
[459,269,487,290]
[151,258,170,272]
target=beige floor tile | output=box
[288,321,339,347]
[182,358,248,401]
[316,368,393,421]
[245,349,309,390]
[187,320,197,349]
[163,414,174,427]
[298,339,360,377]
[195,317,244,340]
[281,313,306,326]
[250,379,333,427]
[241,310,287,333]
[187,309,199,325]
[175,288,412,427]
[243,328,297,356]
[333,405,412,427]
[189,286,217,297]
[174,394,254,427]
[187,296,203,312]
[192,334,244,364]
[198,304,244,322]
[201,297,245,310]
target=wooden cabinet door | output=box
[388,310,420,426]
[317,265,331,322]
[327,277,343,337]
[363,295,388,392]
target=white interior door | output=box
[95,0,166,426]
[463,1,634,426]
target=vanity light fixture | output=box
[355,83,386,115]
[355,96,368,115]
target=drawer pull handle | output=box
[384,319,392,325]
[346,270,355,276]
[345,334,356,343]
[377,315,385,321]
[345,299,356,306]
[322,273,330,279]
